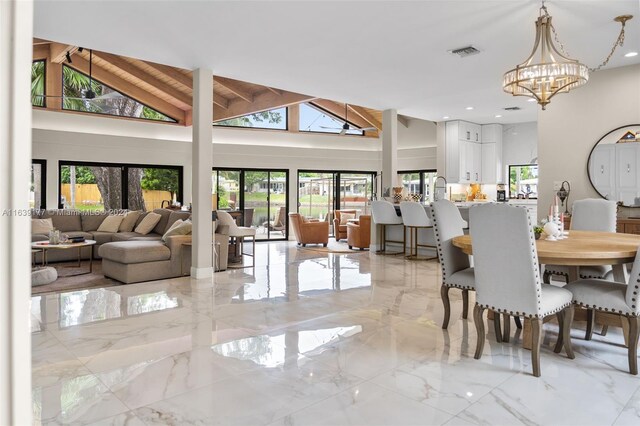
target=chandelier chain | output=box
[542,3,628,73]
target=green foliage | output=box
[61,166,96,184]
[141,169,179,196]
[215,109,284,127]
[31,61,45,106]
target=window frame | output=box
[508,164,539,200]
[397,169,437,197]
[212,167,290,241]
[32,159,47,209]
[298,103,365,137]
[212,107,289,131]
[58,160,183,210]
[32,59,46,108]
[61,64,178,123]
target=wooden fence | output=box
[61,184,172,210]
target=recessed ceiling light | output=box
[625,51,638,58]
[465,106,474,110]
[495,114,502,118]
[443,116,450,119]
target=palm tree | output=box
[31,61,45,106]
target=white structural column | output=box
[381,109,399,194]
[0,0,34,424]
[190,68,214,279]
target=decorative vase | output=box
[393,193,403,203]
[48,229,60,245]
[543,222,559,241]
[535,232,541,240]
[409,193,423,202]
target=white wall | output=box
[538,64,640,219]
[501,121,537,183]
[32,109,437,216]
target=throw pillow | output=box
[97,215,125,233]
[119,210,141,232]
[32,218,53,234]
[340,213,355,225]
[135,212,162,235]
[162,221,192,241]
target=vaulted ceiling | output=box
[33,39,385,136]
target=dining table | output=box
[452,230,640,349]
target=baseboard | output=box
[190,266,213,279]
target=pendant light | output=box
[503,2,632,110]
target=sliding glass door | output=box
[213,168,289,241]
[298,170,375,236]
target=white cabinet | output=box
[616,144,640,205]
[445,121,483,183]
[589,144,615,199]
[480,124,503,184]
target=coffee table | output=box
[31,240,97,276]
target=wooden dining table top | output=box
[452,230,640,266]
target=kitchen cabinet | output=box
[480,124,503,184]
[445,121,483,183]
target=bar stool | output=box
[399,201,437,261]
[370,200,405,255]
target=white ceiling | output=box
[34,0,640,124]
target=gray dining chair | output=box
[565,250,640,375]
[544,198,617,284]
[470,203,575,377]
[431,200,474,328]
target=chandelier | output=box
[503,3,632,110]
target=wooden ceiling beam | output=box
[310,99,374,131]
[214,76,254,103]
[50,43,79,64]
[265,87,282,96]
[33,44,49,60]
[33,38,51,45]
[214,90,316,121]
[92,51,192,108]
[142,60,229,109]
[348,104,382,130]
[66,54,186,124]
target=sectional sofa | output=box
[31,208,229,283]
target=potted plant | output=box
[534,226,544,240]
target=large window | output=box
[59,161,182,211]
[62,65,176,123]
[213,107,287,130]
[31,60,46,107]
[398,170,438,202]
[509,164,538,199]
[299,103,364,136]
[213,168,289,240]
[31,160,46,209]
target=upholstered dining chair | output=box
[370,200,405,254]
[431,199,475,328]
[217,210,256,268]
[544,198,617,284]
[399,201,437,261]
[565,252,640,375]
[470,203,575,377]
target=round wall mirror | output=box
[588,124,640,207]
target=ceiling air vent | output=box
[503,106,521,111]
[449,46,480,58]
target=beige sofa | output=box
[99,231,229,284]
[31,208,191,263]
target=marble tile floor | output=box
[30,241,640,425]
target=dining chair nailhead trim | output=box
[572,301,639,317]
[476,301,571,319]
